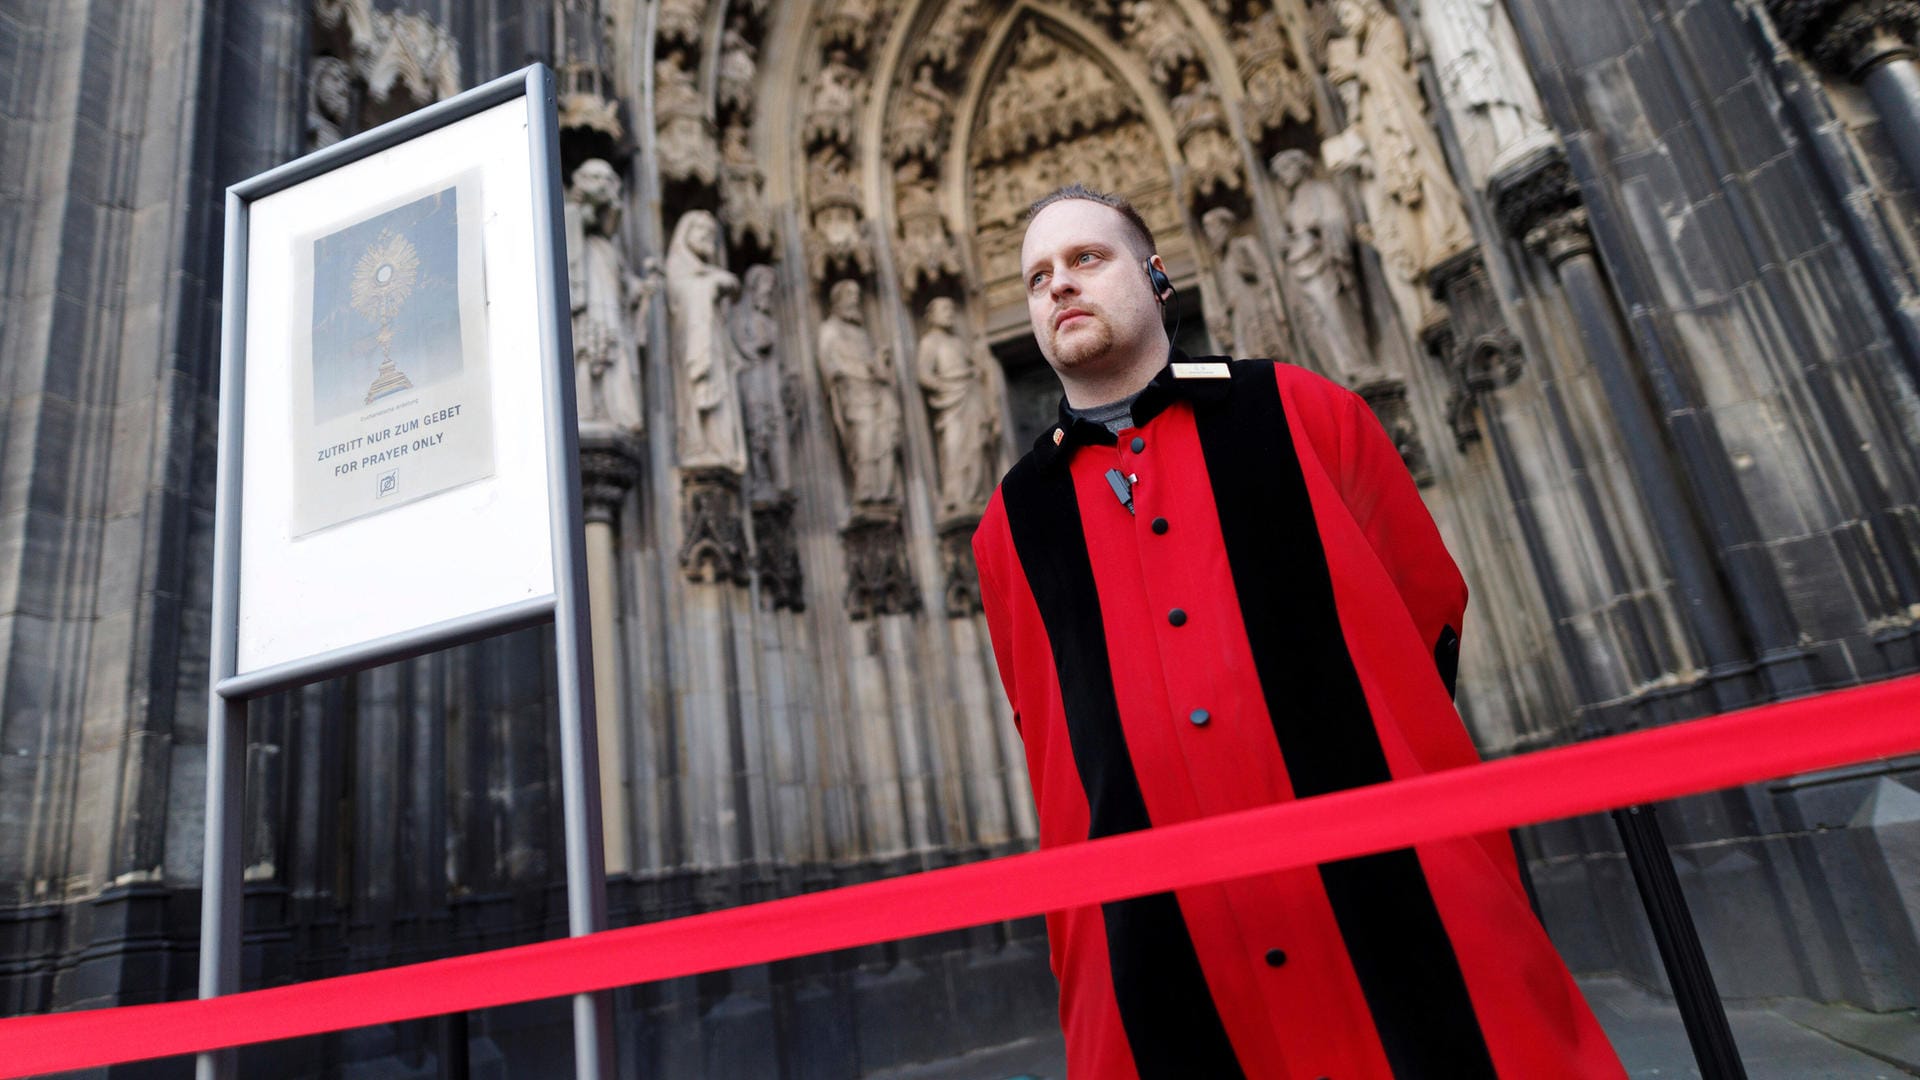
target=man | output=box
[971,186,1623,1079]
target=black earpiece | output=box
[1147,263,1174,302]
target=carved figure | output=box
[1123,0,1201,87]
[916,298,1001,518]
[316,0,461,111]
[1326,0,1474,283]
[804,51,862,148]
[307,55,355,149]
[718,21,758,114]
[657,0,705,48]
[1172,66,1242,198]
[816,280,903,508]
[1201,207,1288,361]
[1419,0,1551,174]
[565,159,656,433]
[891,64,948,162]
[1234,10,1315,139]
[666,211,749,473]
[820,0,883,54]
[731,265,793,500]
[807,148,872,281]
[656,50,719,185]
[1272,149,1376,382]
[895,163,962,290]
[916,0,985,74]
[721,122,776,251]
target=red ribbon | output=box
[6,674,1919,1077]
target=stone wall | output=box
[3,0,1920,1074]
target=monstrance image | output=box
[353,228,420,404]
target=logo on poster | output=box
[377,469,398,498]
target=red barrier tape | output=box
[6,674,1920,1077]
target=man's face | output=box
[1020,199,1162,377]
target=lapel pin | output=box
[1053,427,1064,446]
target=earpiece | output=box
[1146,262,1174,303]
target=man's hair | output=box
[1026,184,1157,257]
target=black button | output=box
[1130,436,1145,452]
[1265,948,1287,967]
[1151,517,1168,534]
[1189,709,1210,726]
[1168,608,1187,627]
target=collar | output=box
[1031,349,1236,468]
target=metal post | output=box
[1613,804,1748,1080]
[196,698,247,1080]
[527,65,617,1080]
[198,186,250,1080]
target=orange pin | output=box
[1052,428,1064,446]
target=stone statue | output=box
[804,51,862,148]
[718,19,758,114]
[656,50,719,185]
[1326,0,1475,287]
[1272,149,1376,382]
[666,210,749,473]
[307,56,355,148]
[731,265,793,500]
[916,298,1000,518]
[1201,207,1289,361]
[1123,0,1200,87]
[816,279,903,509]
[891,64,948,162]
[1419,0,1550,176]
[565,159,656,434]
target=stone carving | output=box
[916,298,1001,519]
[804,51,863,148]
[817,279,904,509]
[1763,0,1920,75]
[972,28,1133,164]
[807,148,873,281]
[1123,0,1202,87]
[1418,0,1553,177]
[656,50,719,186]
[657,0,706,49]
[732,265,794,501]
[566,159,658,434]
[679,469,751,585]
[1358,379,1434,487]
[315,0,461,114]
[307,55,354,149]
[1271,149,1375,381]
[1325,0,1474,317]
[666,211,749,474]
[891,64,949,163]
[580,445,643,525]
[752,498,805,611]
[1489,145,1593,265]
[718,20,758,114]
[819,0,884,55]
[721,123,777,252]
[1201,207,1289,361]
[842,515,919,619]
[916,0,987,74]
[895,165,963,291]
[1233,9,1316,141]
[1171,66,1243,199]
[939,517,984,618]
[1426,250,1523,449]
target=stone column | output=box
[580,437,641,875]
[1490,147,1763,713]
[1764,0,1920,191]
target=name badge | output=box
[1172,362,1230,379]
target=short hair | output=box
[1026,184,1157,257]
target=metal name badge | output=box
[1171,362,1230,379]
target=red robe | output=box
[972,357,1624,1079]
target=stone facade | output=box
[3,0,1920,1075]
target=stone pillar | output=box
[1490,147,1763,715]
[1764,0,1920,191]
[580,438,641,875]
